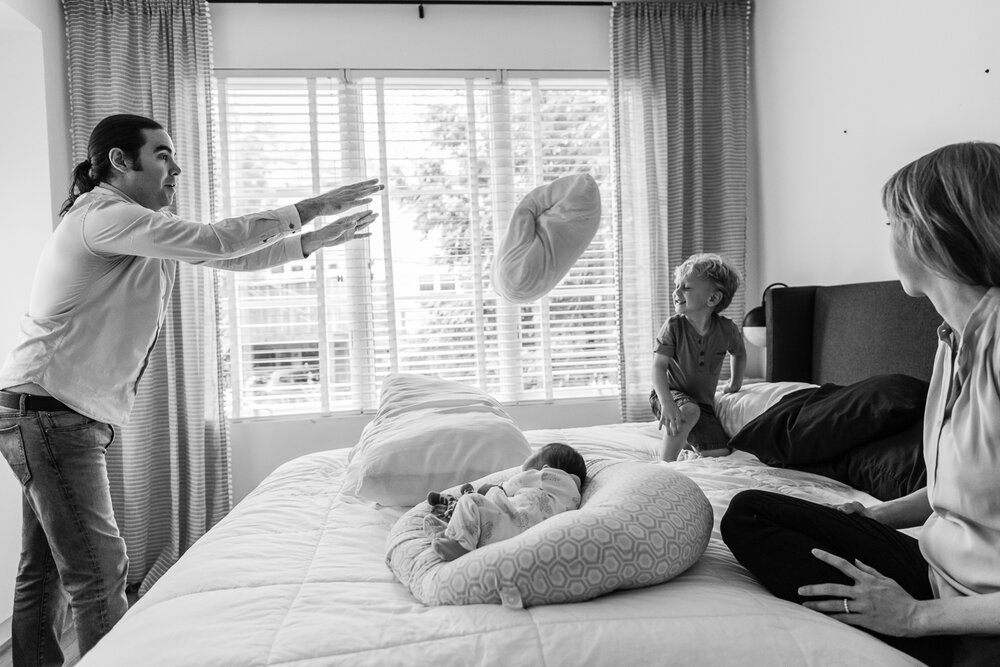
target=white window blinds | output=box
[215,72,617,418]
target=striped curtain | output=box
[62,0,231,595]
[611,0,752,421]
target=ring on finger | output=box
[843,598,851,614]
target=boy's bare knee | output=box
[679,403,700,428]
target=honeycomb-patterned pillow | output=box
[385,458,712,608]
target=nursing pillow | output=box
[385,458,712,608]
[491,173,602,303]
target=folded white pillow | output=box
[491,173,602,303]
[342,373,531,506]
[714,380,818,438]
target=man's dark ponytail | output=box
[59,114,164,216]
[60,159,98,216]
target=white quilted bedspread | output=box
[79,422,922,667]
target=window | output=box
[215,71,617,418]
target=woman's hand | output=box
[798,548,922,637]
[295,178,384,223]
[830,500,872,516]
[829,500,893,524]
[301,210,378,256]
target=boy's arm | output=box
[725,349,747,393]
[651,353,672,401]
[652,353,682,433]
[723,319,747,393]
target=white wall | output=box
[749,0,1000,301]
[0,0,67,640]
[211,2,610,71]
[2,0,69,226]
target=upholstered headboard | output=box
[766,280,941,385]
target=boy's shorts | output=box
[648,389,730,452]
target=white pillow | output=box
[714,381,818,438]
[342,374,532,506]
[491,173,602,303]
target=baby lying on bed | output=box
[424,443,587,561]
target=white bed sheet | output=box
[79,422,922,666]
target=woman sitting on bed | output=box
[424,442,586,561]
[722,141,1000,667]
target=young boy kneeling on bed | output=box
[424,442,586,561]
[650,253,747,462]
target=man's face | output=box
[117,128,181,211]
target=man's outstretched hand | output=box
[294,178,384,223]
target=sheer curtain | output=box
[611,0,752,421]
[62,0,230,595]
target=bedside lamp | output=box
[742,282,787,348]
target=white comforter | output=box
[79,423,921,666]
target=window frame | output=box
[214,68,618,420]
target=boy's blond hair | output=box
[674,253,741,313]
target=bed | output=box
[78,280,942,667]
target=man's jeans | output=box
[0,405,128,666]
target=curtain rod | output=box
[207,1,612,6]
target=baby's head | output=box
[523,442,587,488]
[674,253,741,314]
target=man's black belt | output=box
[0,391,76,413]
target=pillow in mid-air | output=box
[491,173,602,303]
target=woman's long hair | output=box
[882,141,1000,287]
[60,114,164,216]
